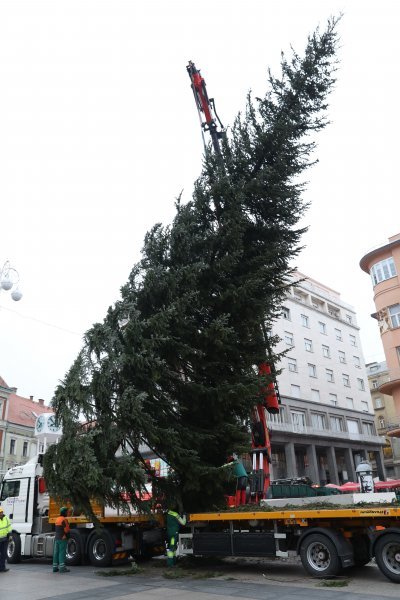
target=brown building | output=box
[366,361,400,478]
[360,233,400,420]
[0,375,52,478]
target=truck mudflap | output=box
[297,527,354,569]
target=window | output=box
[9,439,16,455]
[353,355,361,368]
[308,363,317,378]
[326,368,334,382]
[268,406,285,425]
[284,331,294,345]
[389,304,400,328]
[357,378,365,391]
[363,422,375,435]
[346,397,354,409]
[361,400,369,412]
[311,413,325,430]
[330,416,343,432]
[312,297,324,310]
[397,347,400,364]
[291,384,301,398]
[349,334,357,347]
[370,257,396,286]
[294,289,307,303]
[319,321,327,334]
[375,397,383,409]
[291,410,306,431]
[0,480,20,501]
[329,393,338,406]
[301,314,309,328]
[345,314,353,324]
[328,305,340,318]
[347,419,359,434]
[282,307,291,320]
[335,328,342,341]
[339,351,346,364]
[379,416,385,428]
[304,338,313,352]
[311,389,320,402]
[322,344,330,358]
[372,379,379,389]
[288,358,298,373]
[342,373,350,387]
[22,441,28,457]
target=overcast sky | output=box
[0,0,397,402]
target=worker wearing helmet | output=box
[53,507,71,573]
[0,506,12,572]
[166,504,186,567]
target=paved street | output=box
[2,558,399,600]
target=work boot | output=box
[0,568,9,572]
[52,567,59,572]
[59,567,70,573]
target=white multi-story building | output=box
[268,272,386,484]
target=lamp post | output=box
[0,260,22,301]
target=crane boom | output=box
[186,61,225,156]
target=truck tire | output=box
[66,531,84,566]
[88,530,114,567]
[7,532,21,564]
[374,533,400,583]
[300,533,340,577]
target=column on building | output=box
[306,444,319,483]
[284,442,297,478]
[344,447,356,482]
[374,449,386,481]
[326,446,339,485]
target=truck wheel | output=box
[66,531,84,566]
[7,532,21,564]
[374,533,400,583]
[88,531,114,567]
[300,533,340,577]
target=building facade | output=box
[0,376,52,479]
[360,233,400,418]
[269,273,386,484]
[367,360,400,478]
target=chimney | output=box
[38,399,45,406]
[30,395,34,401]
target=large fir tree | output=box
[44,20,339,514]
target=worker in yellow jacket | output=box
[0,506,12,573]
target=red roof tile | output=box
[7,393,53,427]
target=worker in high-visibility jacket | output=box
[0,506,12,572]
[166,506,186,567]
[53,507,71,573]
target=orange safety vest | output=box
[55,516,70,540]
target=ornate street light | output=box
[0,260,22,301]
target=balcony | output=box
[379,368,400,395]
[270,421,386,445]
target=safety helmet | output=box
[0,506,3,513]
[60,506,68,516]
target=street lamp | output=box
[0,260,22,301]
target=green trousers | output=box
[53,539,67,570]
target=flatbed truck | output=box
[0,455,165,567]
[179,505,400,583]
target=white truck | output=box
[0,454,165,567]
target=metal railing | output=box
[270,421,385,444]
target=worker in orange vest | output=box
[53,507,71,573]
